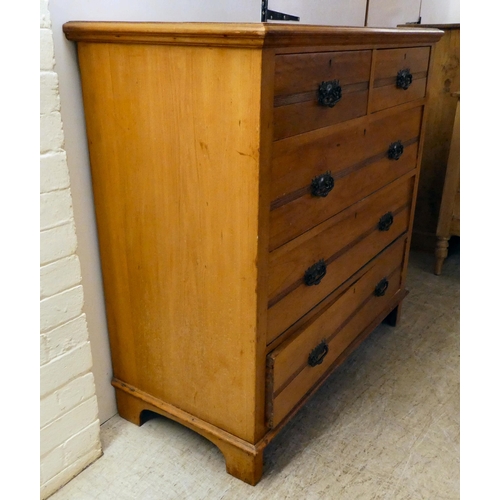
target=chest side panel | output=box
[77,42,266,442]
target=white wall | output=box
[420,0,460,24]
[40,1,102,497]
[367,0,421,27]
[268,0,366,25]
[366,0,460,27]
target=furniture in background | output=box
[64,22,442,485]
[434,92,460,274]
[408,24,460,252]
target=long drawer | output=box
[270,106,423,251]
[266,236,407,428]
[267,174,414,344]
[273,51,371,140]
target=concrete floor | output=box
[50,248,459,499]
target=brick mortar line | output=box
[40,447,103,494]
[40,314,86,337]
[40,401,100,439]
[40,285,84,333]
[40,255,80,268]
[40,186,73,195]
[40,218,77,235]
[39,338,90,369]
[40,415,101,459]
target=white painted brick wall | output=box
[40,255,82,299]
[40,29,55,71]
[40,373,97,428]
[41,420,101,485]
[40,2,102,497]
[40,315,91,364]
[40,285,84,333]
[40,152,70,192]
[40,0,50,29]
[41,448,101,500]
[40,222,78,265]
[40,71,60,115]
[40,189,74,230]
[40,397,99,457]
[40,111,64,153]
[40,341,93,398]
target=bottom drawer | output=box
[266,236,406,428]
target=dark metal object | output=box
[304,260,327,286]
[378,212,394,231]
[311,171,334,197]
[318,80,342,108]
[261,0,300,22]
[396,69,413,90]
[308,340,329,367]
[374,278,389,297]
[388,140,404,160]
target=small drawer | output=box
[273,51,371,140]
[266,236,406,428]
[270,106,423,251]
[371,47,430,113]
[267,175,414,344]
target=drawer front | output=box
[270,106,423,251]
[371,47,430,113]
[266,236,406,428]
[273,51,371,140]
[267,175,414,344]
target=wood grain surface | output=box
[64,22,443,48]
[77,41,269,443]
[267,237,406,427]
[412,26,460,251]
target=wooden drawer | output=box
[270,106,423,251]
[273,51,371,140]
[266,236,406,428]
[267,175,414,344]
[371,47,430,113]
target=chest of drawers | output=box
[64,22,443,485]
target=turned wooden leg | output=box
[218,442,264,486]
[434,237,449,275]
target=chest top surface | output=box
[63,22,443,48]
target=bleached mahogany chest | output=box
[64,22,443,485]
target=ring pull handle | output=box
[374,278,389,297]
[304,259,327,286]
[308,340,329,367]
[311,171,334,197]
[388,140,404,160]
[378,212,394,231]
[318,80,342,107]
[396,69,413,90]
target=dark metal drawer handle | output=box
[374,278,389,297]
[378,212,394,231]
[304,259,327,286]
[388,140,404,160]
[396,68,413,90]
[318,80,342,107]
[311,171,334,197]
[308,340,329,367]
